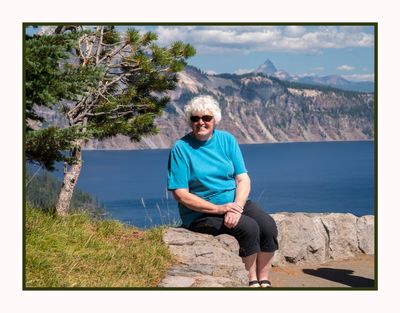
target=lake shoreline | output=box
[49,140,375,228]
[82,138,375,152]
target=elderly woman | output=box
[167,95,278,287]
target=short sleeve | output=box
[230,136,247,176]
[167,144,190,190]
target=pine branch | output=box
[95,26,104,64]
[78,34,95,66]
[86,110,134,119]
[68,72,130,124]
[98,42,130,64]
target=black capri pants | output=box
[187,200,279,257]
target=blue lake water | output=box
[52,140,375,228]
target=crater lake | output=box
[48,140,375,228]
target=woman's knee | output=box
[244,202,278,250]
[261,214,278,235]
[233,216,261,257]
[244,201,278,236]
[259,215,279,251]
[234,215,260,240]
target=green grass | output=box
[25,204,175,288]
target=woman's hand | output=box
[222,202,243,228]
[217,202,243,215]
[224,211,241,228]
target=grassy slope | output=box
[25,205,174,288]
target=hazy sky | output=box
[126,25,375,81]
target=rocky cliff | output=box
[84,66,375,150]
[158,212,374,287]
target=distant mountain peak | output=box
[248,59,374,93]
[254,59,278,75]
[322,75,350,85]
[263,59,275,65]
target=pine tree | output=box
[25,28,102,170]
[25,25,196,216]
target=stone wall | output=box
[158,213,374,287]
[272,213,374,265]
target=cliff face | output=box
[84,66,375,150]
[159,213,374,288]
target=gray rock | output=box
[215,234,240,254]
[193,275,238,287]
[158,275,195,288]
[158,213,374,287]
[319,213,359,260]
[158,228,248,287]
[273,213,374,265]
[356,215,374,254]
[272,213,329,265]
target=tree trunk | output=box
[55,141,83,217]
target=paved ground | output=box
[269,254,375,288]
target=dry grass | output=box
[25,205,175,288]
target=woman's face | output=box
[190,110,215,141]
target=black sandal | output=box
[249,280,261,287]
[259,280,272,288]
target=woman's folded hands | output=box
[220,202,243,228]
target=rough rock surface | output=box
[82,66,374,150]
[158,213,374,288]
[272,213,374,265]
[158,228,248,287]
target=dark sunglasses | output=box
[190,115,214,123]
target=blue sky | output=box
[128,25,375,81]
[27,25,375,82]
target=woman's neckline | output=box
[189,129,216,146]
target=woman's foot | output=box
[249,280,261,288]
[259,280,272,288]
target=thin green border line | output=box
[22,22,378,291]
[373,22,378,290]
[23,23,27,291]
[23,22,377,27]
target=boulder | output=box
[158,213,374,287]
[272,213,329,265]
[273,213,375,265]
[159,228,248,287]
[356,215,375,254]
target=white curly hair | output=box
[183,95,222,126]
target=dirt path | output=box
[270,254,375,288]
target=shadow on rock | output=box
[302,268,374,287]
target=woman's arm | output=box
[224,173,251,228]
[172,188,243,215]
[234,173,251,208]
